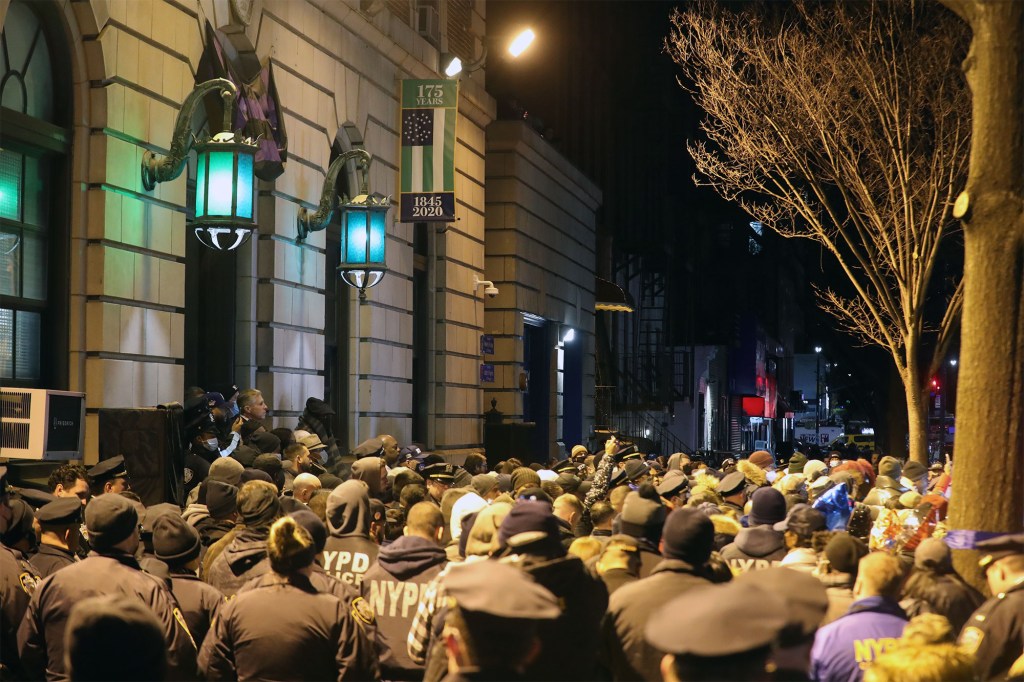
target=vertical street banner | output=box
[400,79,457,222]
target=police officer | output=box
[17,494,198,680]
[718,471,747,517]
[87,455,131,496]
[644,580,789,682]
[422,463,457,505]
[959,533,1024,680]
[0,465,39,679]
[440,559,561,681]
[29,498,82,578]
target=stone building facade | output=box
[0,0,598,464]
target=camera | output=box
[475,276,499,298]
[484,284,499,298]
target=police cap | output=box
[615,443,642,462]
[718,471,746,497]
[444,560,560,620]
[977,532,1024,570]
[16,487,56,510]
[645,581,788,657]
[624,460,650,483]
[735,566,828,641]
[88,455,128,483]
[36,497,83,527]
[421,462,456,483]
[656,471,688,499]
[550,459,577,474]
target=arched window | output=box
[0,1,71,387]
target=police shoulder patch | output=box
[351,596,375,626]
[959,625,985,654]
[18,571,38,594]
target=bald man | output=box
[292,473,322,504]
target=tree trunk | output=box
[939,0,1024,593]
[884,363,909,458]
[905,380,929,465]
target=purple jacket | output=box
[810,596,907,682]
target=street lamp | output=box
[814,346,822,445]
[441,28,536,77]
[142,78,258,251]
[297,148,391,302]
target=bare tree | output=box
[667,0,969,464]
[934,0,1024,589]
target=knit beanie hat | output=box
[661,507,714,565]
[803,459,828,482]
[237,480,281,527]
[824,532,868,575]
[510,467,541,493]
[748,487,787,526]
[495,473,513,493]
[471,474,497,498]
[152,513,201,564]
[748,450,775,470]
[205,480,238,519]
[902,460,928,483]
[208,457,244,486]
[787,453,808,474]
[877,456,902,480]
[289,509,328,553]
[465,502,512,557]
[250,432,281,455]
[85,494,139,550]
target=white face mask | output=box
[766,469,778,483]
[202,438,220,452]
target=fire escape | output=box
[595,253,694,455]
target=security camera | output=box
[474,276,499,298]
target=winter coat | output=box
[198,572,369,681]
[513,553,609,681]
[2,545,37,677]
[720,525,787,574]
[899,570,984,633]
[959,580,1024,681]
[27,544,76,579]
[296,398,344,468]
[322,481,379,587]
[780,547,819,574]
[809,596,907,682]
[361,535,448,679]
[168,569,224,648]
[817,571,857,626]
[17,552,198,681]
[601,558,712,681]
[204,528,271,597]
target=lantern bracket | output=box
[142,78,238,192]
[297,149,371,241]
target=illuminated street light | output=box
[441,28,537,77]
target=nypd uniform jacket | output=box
[1,545,38,677]
[198,572,372,681]
[959,580,1024,680]
[28,544,77,579]
[168,569,225,648]
[16,552,198,681]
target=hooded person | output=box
[815,532,869,625]
[360,502,448,679]
[322,480,379,586]
[447,492,488,561]
[295,397,343,466]
[495,500,609,681]
[463,502,513,558]
[720,487,789,574]
[351,456,387,501]
[601,507,716,681]
[204,480,282,597]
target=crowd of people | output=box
[1,386,1022,681]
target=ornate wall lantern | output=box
[141,78,258,251]
[298,149,391,301]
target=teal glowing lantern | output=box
[297,148,391,301]
[141,78,259,252]
[338,192,390,298]
[193,132,258,251]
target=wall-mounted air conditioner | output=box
[0,389,86,460]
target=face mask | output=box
[202,438,219,452]
[766,469,778,483]
[225,403,240,419]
